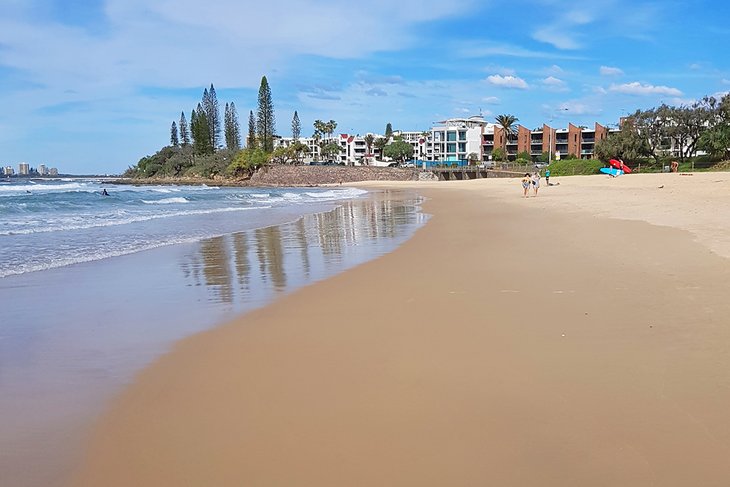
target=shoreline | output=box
[1,190,425,487]
[70,174,730,486]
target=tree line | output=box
[595,94,730,167]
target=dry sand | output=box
[71,173,730,486]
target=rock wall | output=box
[248,165,418,186]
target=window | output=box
[458,143,466,152]
[458,131,467,141]
[447,132,457,141]
[447,143,457,153]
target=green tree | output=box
[363,134,375,164]
[495,114,518,152]
[321,142,341,162]
[170,121,179,147]
[289,141,309,164]
[383,137,414,162]
[256,76,276,152]
[516,150,531,161]
[699,124,730,159]
[179,111,190,147]
[203,84,221,149]
[594,124,647,163]
[467,152,480,165]
[384,123,393,138]
[313,119,338,161]
[373,137,388,159]
[491,147,507,162]
[192,104,213,155]
[292,111,301,141]
[270,146,291,164]
[227,148,270,177]
[224,102,241,151]
[247,110,256,148]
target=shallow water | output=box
[0,188,426,487]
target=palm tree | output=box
[363,134,375,164]
[374,137,388,161]
[495,114,518,158]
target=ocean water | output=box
[0,178,426,487]
[0,178,368,278]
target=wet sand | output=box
[71,174,730,486]
[1,194,423,487]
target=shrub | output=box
[547,159,603,176]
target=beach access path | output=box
[71,173,730,486]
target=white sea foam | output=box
[0,182,93,193]
[0,235,206,278]
[141,197,189,205]
[0,206,270,236]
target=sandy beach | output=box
[71,172,730,486]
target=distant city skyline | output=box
[1,0,729,174]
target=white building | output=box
[18,162,29,175]
[4,166,14,176]
[276,133,384,165]
[38,164,47,176]
[427,116,488,163]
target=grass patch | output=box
[547,159,604,176]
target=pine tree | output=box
[204,84,221,149]
[292,111,301,141]
[248,110,257,148]
[192,104,212,155]
[224,103,231,149]
[256,76,276,152]
[230,102,241,150]
[170,121,179,146]
[224,102,241,151]
[190,109,197,147]
[385,123,393,138]
[179,111,190,146]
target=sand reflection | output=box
[182,192,424,308]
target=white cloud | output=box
[600,66,624,76]
[533,27,581,49]
[542,76,568,91]
[545,64,564,75]
[608,82,682,96]
[486,75,528,89]
[456,41,586,60]
[481,96,500,104]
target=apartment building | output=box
[4,166,14,176]
[483,122,616,161]
[426,117,486,163]
[38,164,47,176]
[18,162,30,175]
[275,133,383,164]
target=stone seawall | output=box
[248,165,418,186]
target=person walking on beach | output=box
[545,168,551,186]
[521,173,531,198]
[532,171,540,196]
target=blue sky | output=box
[1,0,729,174]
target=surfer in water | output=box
[101,188,109,196]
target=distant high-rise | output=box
[18,163,29,175]
[49,168,58,176]
[38,164,47,176]
[3,166,13,176]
